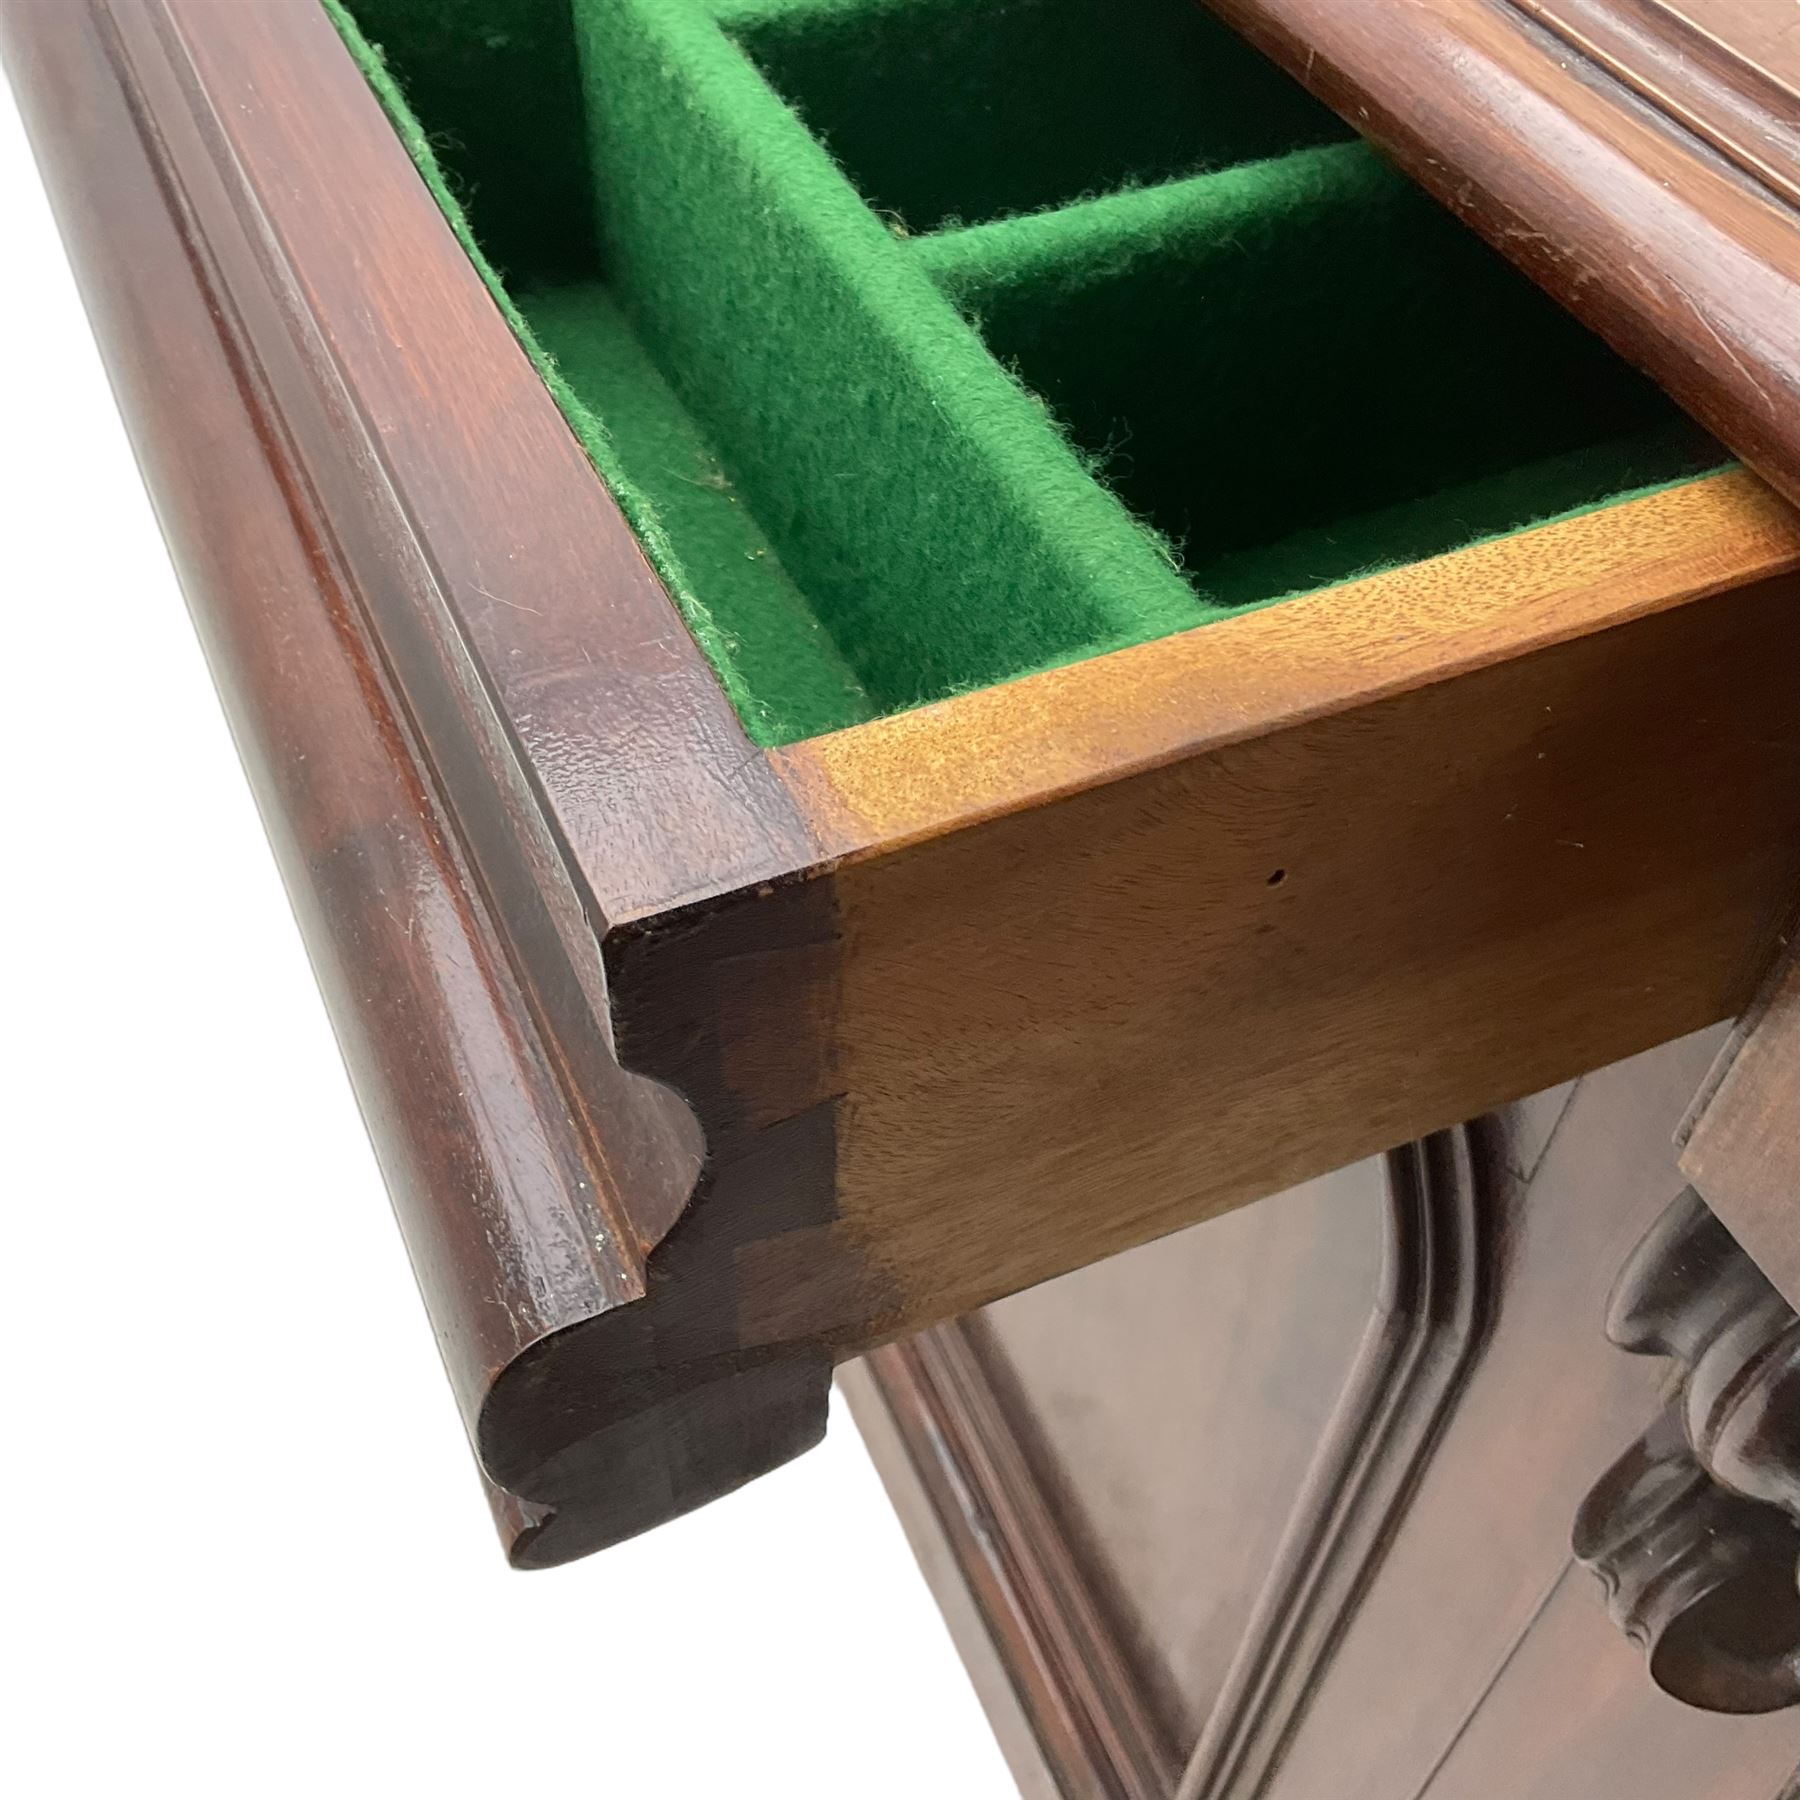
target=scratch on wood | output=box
[1651,273,1780,420]
[471,582,543,616]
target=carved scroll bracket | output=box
[1574,1189,1800,1713]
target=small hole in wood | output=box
[1267,869,1287,887]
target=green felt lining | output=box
[720,0,1355,234]
[333,0,1727,746]
[914,143,1724,605]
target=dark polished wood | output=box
[1606,1189,1800,1525]
[0,0,836,1565]
[9,0,1800,1572]
[1574,1188,1800,1715]
[0,0,682,1558]
[1513,0,1800,210]
[1683,940,1800,1316]
[850,1033,1800,1796]
[848,1327,1179,1799]
[1184,1132,1497,1799]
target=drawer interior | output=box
[334,0,1726,745]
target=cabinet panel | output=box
[972,1158,1386,1746]
[848,1027,1800,1797]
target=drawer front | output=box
[846,1027,1800,1798]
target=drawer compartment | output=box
[338,0,1723,741]
[730,0,1354,233]
[916,143,1718,607]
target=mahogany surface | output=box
[1,0,842,1566]
[1513,0,1800,209]
[1682,937,1800,1318]
[7,0,1800,1571]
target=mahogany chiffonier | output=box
[7,0,1799,1791]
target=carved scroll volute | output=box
[1574,1406,1800,1714]
[1574,1188,1800,1713]
[1607,1189,1800,1518]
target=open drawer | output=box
[11,0,1800,1564]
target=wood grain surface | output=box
[13,0,1800,1564]
[849,1326,1178,1799]
[0,0,697,1560]
[1682,936,1800,1315]
[792,500,1800,1338]
[0,0,839,1564]
[1511,0,1800,210]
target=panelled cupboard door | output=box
[1262,1031,1799,1800]
[847,1027,1800,1799]
[967,1160,1386,1752]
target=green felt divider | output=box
[566,0,1205,727]
[720,0,1354,234]
[525,281,877,735]
[915,142,1726,606]
[332,0,1726,747]
[326,0,801,741]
